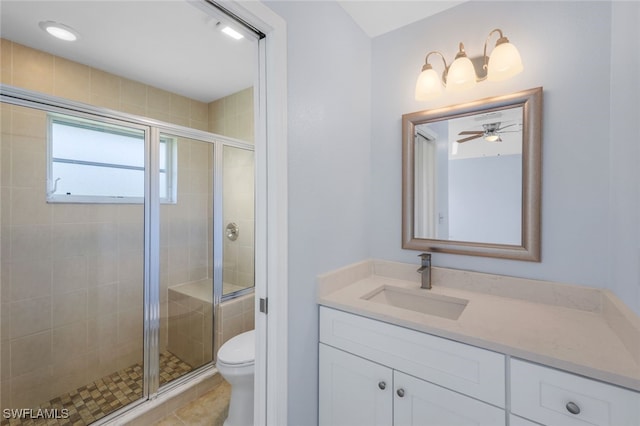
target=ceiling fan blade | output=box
[458,130,484,135]
[457,134,482,143]
[496,123,519,131]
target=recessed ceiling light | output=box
[221,26,243,40]
[39,21,79,42]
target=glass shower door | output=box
[0,103,146,424]
[159,132,215,387]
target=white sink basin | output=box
[362,285,468,320]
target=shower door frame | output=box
[0,83,256,411]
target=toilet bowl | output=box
[217,329,255,426]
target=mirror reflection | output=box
[402,87,542,261]
[414,106,523,245]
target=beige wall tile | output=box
[9,364,52,408]
[89,283,118,317]
[11,331,51,376]
[117,308,142,345]
[86,254,118,287]
[0,39,12,85]
[10,147,46,188]
[10,296,51,338]
[1,142,11,189]
[148,86,172,116]
[121,78,148,109]
[190,100,208,123]
[10,107,46,140]
[52,321,87,365]
[10,224,51,262]
[88,313,117,350]
[91,69,120,106]
[54,57,91,104]
[11,259,52,301]
[1,302,11,342]
[53,223,88,258]
[118,280,143,313]
[10,187,50,225]
[53,256,87,294]
[12,43,54,94]
[53,289,87,327]
[171,94,190,119]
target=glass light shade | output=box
[39,21,79,41]
[487,42,523,81]
[415,67,442,101]
[446,56,476,92]
[484,134,500,142]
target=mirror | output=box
[402,87,542,261]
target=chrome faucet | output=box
[417,253,432,289]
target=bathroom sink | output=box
[362,285,468,320]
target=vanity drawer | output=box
[319,306,505,407]
[510,358,640,426]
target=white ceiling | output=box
[337,0,465,38]
[1,0,463,103]
[0,0,257,103]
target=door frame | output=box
[219,2,289,425]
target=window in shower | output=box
[47,114,177,203]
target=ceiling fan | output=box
[457,122,520,143]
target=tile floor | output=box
[152,380,230,426]
[2,352,193,426]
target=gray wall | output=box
[266,1,638,425]
[265,2,372,425]
[371,1,639,314]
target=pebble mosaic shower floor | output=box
[2,352,192,426]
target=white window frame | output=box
[46,113,177,204]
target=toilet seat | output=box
[218,329,255,366]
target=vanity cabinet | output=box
[510,359,640,426]
[320,344,506,426]
[319,307,506,426]
[319,306,640,426]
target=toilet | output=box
[217,329,255,426]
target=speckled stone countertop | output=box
[318,260,640,392]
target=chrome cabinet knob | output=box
[396,388,405,398]
[378,381,386,390]
[566,402,581,415]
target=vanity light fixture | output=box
[39,21,79,42]
[415,28,523,101]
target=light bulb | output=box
[446,56,477,92]
[415,66,442,101]
[487,42,523,82]
[39,21,79,42]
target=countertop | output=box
[317,260,640,392]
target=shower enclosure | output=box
[0,86,255,423]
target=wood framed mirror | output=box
[402,87,542,261]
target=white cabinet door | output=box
[394,371,506,426]
[319,344,393,426]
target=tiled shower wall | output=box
[208,89,255,291]
[0,39,254,409]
